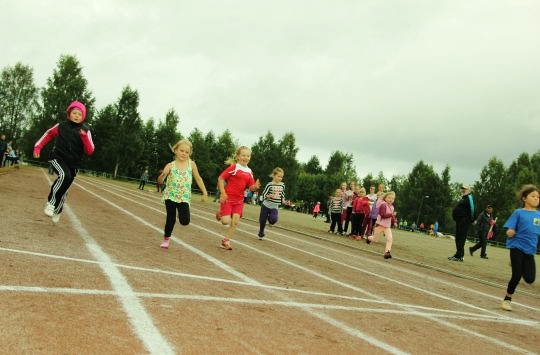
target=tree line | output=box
[1,54,539,246]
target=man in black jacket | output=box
[449,185,475,262]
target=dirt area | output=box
[1,166,538,354]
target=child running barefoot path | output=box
[500,184,539,311]
[366,191,398,259]
[258,167,285,240]
[216,146,260,250]
[157,139,208,249]
[33,101,95,224]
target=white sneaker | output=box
[52,213,61,224]
[501,300,512,311]
[44,203,55,217]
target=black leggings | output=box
[49,159,77,214]
[506,248,536,295]
[163,200,190,237]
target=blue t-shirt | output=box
[503,208,540,255]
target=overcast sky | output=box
[2,1,539,184]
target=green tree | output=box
[24,54,95,162]
[155,109,181,176]
[472,157,511,242]
[114,86,144,177]
[211,130,237,191]
[0,62,39,144]
[399,161,449,230]
[324,151,356,182]
[189,128,214,191]
[251,131,281,184]
[87,104,117,173]
[139,118,158,174]
[302,156,323,175]
[276,132,300,199]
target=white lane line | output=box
[2,285,538,327]
[4,245,504,317]
[75,180,411,355]
[77,178,539,354]
[77,177,539,354]
[80,177,540,313]
[41,171,175,355]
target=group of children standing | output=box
[327,182,397,259]
[35,101,537,312]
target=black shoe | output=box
[480,255,488,259]
[257,233,264,240]
[384,251,392,259]
[448,256,463,262]
[469,247,474,256]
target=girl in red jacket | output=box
[350,186,370,240]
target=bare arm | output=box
[191,161,208,202]
[157,163,172,184]
[218,177,227,203]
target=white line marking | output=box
[2,285,538,327]
[76,176,539,354]
[75,179,410,355]
[41,170,175,355]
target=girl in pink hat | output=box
[33,101,95,224]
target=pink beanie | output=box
[66,101,87,122]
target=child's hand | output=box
[201,194,208,203]
[79,129,87,136]
[33,148,40,158]
[253,179,261,190]
[219,192,228,203]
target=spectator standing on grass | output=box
[350,186,370,239]
[4,148,17,166]
[216,146,260,250]
[469,205,495,259]
[0,134,7,167]
[324,194,332,223]
[448,184,475,262]
[342,181,355,234]
[258,167,285,240]
[157,139,208,249]
[33,101,95,225]
[138,169,149,190]
[366,191,384,236]
[366,191,398,259]
[312,201,321,219]
[500,184,539,311]
[2,140,14,167]
[328,188,344,235]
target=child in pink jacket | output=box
[366,191,397,259]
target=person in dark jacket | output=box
[469,205,495,259]
[33,101,95,224]
[449,185,475,262]
[0,134,7,167]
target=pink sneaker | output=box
[221,238,232,250]
[160,237,170,249]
